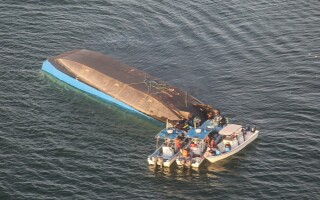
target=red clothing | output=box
[190,143,197,147]
[175,138,181,150]
[210,140,215,147]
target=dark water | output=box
[1,0,319,199]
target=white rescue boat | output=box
[176,120,223,168]
[206,124,259,163]
[147,128,190,167]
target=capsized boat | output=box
[147,128,190,167]
[42,49,211,123]
[176,120,224,168]
[205,124,259,163]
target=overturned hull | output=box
[42,49,209,123]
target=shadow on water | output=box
[148,158,239,179]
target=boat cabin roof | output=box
[219,124,242,136]
[200,120,223,131]
[186,128,209,140]
[200,120,212,128]
[156,129,183,140]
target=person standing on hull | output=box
[188,113,201,128]
[215,109,229,127]
[206,111,214,120]
[213,109,221,123]
[212,109,226,127]
[186,113,194,127]
[175,117,190,131]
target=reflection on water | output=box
[148,157,240,180]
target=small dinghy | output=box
[206,124,259,163]
[147,128,190,168]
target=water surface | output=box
[0,0,319,199]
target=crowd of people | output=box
[169,109,228,159]
[174,109,227,131]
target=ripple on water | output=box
[0,0,320,199]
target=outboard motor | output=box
[186,159,192,168]
[157,157,164,168]
[152,156,158,164]
[180,158,186,166]
[251,126,256,133]
[242,128,247,140]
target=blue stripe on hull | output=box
[41,60,151,119]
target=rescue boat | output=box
[176,120,223,168]
[175,120,259,168]
[205,124,259,163]
[147,128,191,167]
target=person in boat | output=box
[205,135,210,144]
[208,138,215,148]
[204,147,213,158]
[212,109,227,127]
[212,146,221,155]
[194,116,201,128]
[175,118,190,131]
[205,131,216,148]
[213,109,222,122]
[178,131,185,140]
[185,113,201,128]
[178,131,187,145]
[175,113,202,131]
[175,137,181,151]
[206,111,214,120]
[175,113,198,130]
[190,141,197,147]
[186,113,194,126]
[219,115,227,127]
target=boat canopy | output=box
[219,124,242,136]
[156,129,183,140]
[186,128,210,140]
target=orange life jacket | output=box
[175,138,181,149]
[190,143,197,147]
[182,149,188,157]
